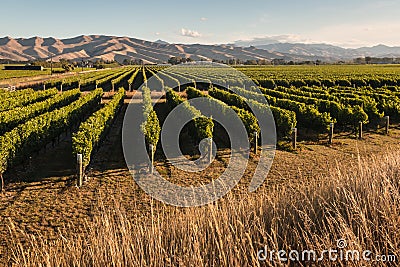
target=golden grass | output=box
[5,151,400,266]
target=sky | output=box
[1,0,399,48]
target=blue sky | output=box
[1,0,399,48]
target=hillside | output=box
[0,35,290,64]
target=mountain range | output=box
[0,35,399,64]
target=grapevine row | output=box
[186,87,260,141]
[0,88,103,177]
[207,87,296,137]
[165,88,214,140]
[72,88,125,169]
[141,86,161,147]
[0,89,81,136]
[0,88,58,112]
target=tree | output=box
[168,56,183,65]
[168,56,193,65]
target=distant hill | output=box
[0,35,290,64]
[1,35,399,64]
[235,38,400,60]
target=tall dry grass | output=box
[5,151,400,266]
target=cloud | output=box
[181,28,202,38]
[235,34,312,46]
[200,17,208,21]
[155,32,160,35]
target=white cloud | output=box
[200,17,208,21]
[235,34,313,46]
[181,28,202,38]
[155,32,160,35]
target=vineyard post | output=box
[95,83,98,89]
[358,121,363,139]
[112,83,115,92]
[43,83,46,90]
[60,83,63,93]
[209,138,213,164]
[329,122,334,145]
[385,116,390,135]
[77,154,83,187]
[292,128,297,150]
[254,131,258,153]
[129,83,131,91]
[1,173,4,193]
[149,144,154,174]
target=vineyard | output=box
[1,64,400,188]
[0,64,400,265]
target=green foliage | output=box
[0,88,35,101]
[143,110,161,146]
[208,87,295,137]
[0,88,103,175]
[166,87,214,140]
[127,68,140,85]
[0,89,81,135]
[0,88,57,112]
[350,105,369,124]
[141,86,161,147]
[96,68,131,87]
[257,79,275,89]
[72,88,124,169]
[186,87,260,140]
[194,116,214,140]
[215,86,313,130]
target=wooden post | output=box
[328,122,334,145]
[43,83,46,90]
[209,138,213,164]
[129,83,132,91]
[254,131,258,153]
[1,173,4,193]
[149,144,154,174]
[77,154,83,187]
[95,83,98,89]
[292,128,297,150]
[358,121,363,139]
[385,116,390,135]
[112,83,115,92]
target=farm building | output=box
[3,65,44,71]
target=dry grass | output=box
[4,150,399,266]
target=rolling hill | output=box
[1,35,399,64]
